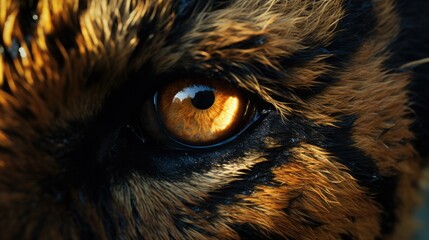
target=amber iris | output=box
[157,79,248,145]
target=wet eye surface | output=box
[140,78,258,148]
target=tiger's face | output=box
[0,0,428,239]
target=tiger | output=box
[0,0,428,239]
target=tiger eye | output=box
[156,79,248,145]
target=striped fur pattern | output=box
[0,0,428,239]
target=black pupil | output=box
[191,90,215,110]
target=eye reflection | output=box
[211,96,239,132]
[174,85,215,110]
[155,79,249,146]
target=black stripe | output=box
[328,1,377,58]
[0,145,14,155]
[18,0,39,41]
[30,216,46,240]
[73,187,121,240]
[98,187,122,240]
[340,233,354,240]
[172,0,233,36]
[309,115,398,235]
[231,223,286,240]
[210,0,232,10]
[42,1,88,68]
[130,197,145,239]
[310,116,381,191]
[289,74,336,100]
[374,176,398,235]
[388,0,429,160]
[192,159,283,212]
[44,27,80,69]
[173,214,214,237]
[259,0,377,101]
[0,76,12,94]
[70,207,98,240]
[286,0,378,100]
[219,35,267,51]
[164,0,204,46]
[0,129,21,156]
